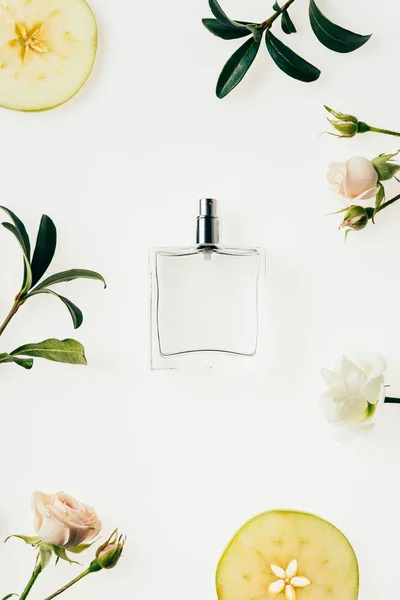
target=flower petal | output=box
[270,565,286,579]
[291,576,311,588]
[285,585,296,600]
[269,580,285,594]
[341,347,386,406]
[362,376,385,405]
[285,560,297,578]
[343,156,378,199]
[338,355,363,380]
[335,395,368,425]
[35,514,70,547]
[321,368,345,394]
[351,186,380,202]
[327,162,346,193]
[345,347,387,379]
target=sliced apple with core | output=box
[0,0,97,111]
[217,510,359,600]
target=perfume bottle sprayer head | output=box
[196,199,220,256]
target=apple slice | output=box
[0,0,97,111]
[217,510,359,600]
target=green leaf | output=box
[53,546,81,566]
[68,541,98,554]
[2,594,18,599]
[2,222,29,259]
[216,37,261,99]
[328,207,351,216]
[5,534,41,545]
[265,30,321,82]
[28,289,83,329]
[272,1,282,13]
[309,0,371,53]
[1,207,32,294]
[0,353,34,369]
[2,222,33,293]
[10,356,34,369]
[33,269,107,292]
[372,151,400,181]
[344,228,354,242]
[208,0,246,28]
[245,24,263,43]
[0,353,14,365]
[30,215,57,288]
[202,18,252,40]
[39,542,53,569]
[10,338,87,365]
[374,182,385,217]
[281,10,297,34]
[365,207,375,220]
[324,105,358,123]
[0,206,31,259]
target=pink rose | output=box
[327,156,379,204]
[33,491,102,549]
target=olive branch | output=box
[203,0,371,98]
[0,206,106,369]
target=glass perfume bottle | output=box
[150,199,266,370]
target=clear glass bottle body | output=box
[150,245,266,370]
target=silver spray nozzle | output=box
[196,198,220,245]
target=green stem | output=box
[0,297,22,337]
[360,123,400,137]
[262,0,297,29]
[385,396,400,403]
[375,193,400,213]
[19,564,42,600]
[42,569,91,600]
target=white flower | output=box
[320,348,387,436]
[327,157,379,205]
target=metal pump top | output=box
[196,198,220,245]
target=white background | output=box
[1,0,400,598]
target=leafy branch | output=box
[0,206,106,369]
[203,0,372,98]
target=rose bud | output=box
[324,105,359,138]
[328,119,358,137]
[94,530,126,570]
[340,205,369,231]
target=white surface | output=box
[0,0,399,598]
